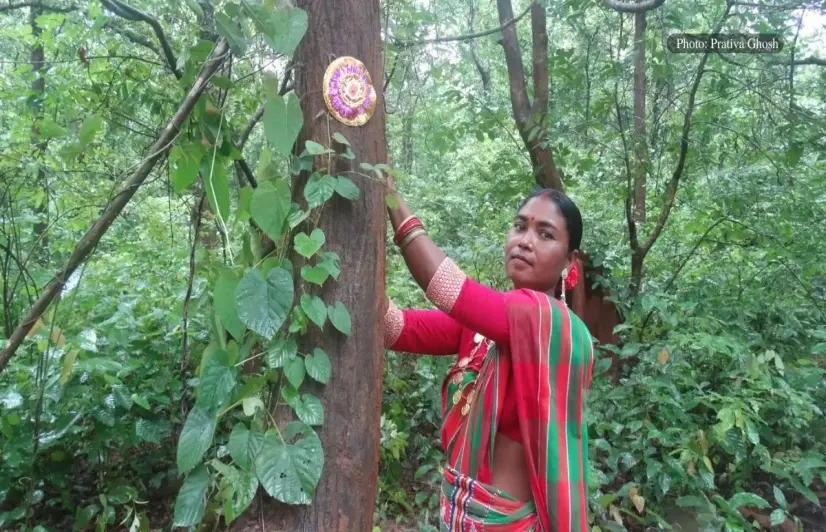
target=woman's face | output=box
[504,196,574,293]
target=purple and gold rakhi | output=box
[322,56,377,127]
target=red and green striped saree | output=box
[439,289,595,531]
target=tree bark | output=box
[632,10,647,223]
[30,4,48,252]
[232,1,387,530]
[496,0,563,191]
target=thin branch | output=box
[101,0,181,78]
[602,0,664,13]
[497,0,532,128]
[0,2,78,13]
[790,56,826,66]
[392,0,534,48]
[237,105,264,149]
[0,39,229,375]
[640,2,732,255]
[103,20,160,55]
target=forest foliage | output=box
[0,0,825,531]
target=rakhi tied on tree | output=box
[323,56,377,126]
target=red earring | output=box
[564,260,580,291]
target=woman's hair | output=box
[517,189,583,252]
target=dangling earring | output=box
[560,268,569,304]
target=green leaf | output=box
[294,229,325,258]
[251,179,291,240]
[214,269,245,340]
[131,394,150,411]
[242,396,264,417]
[60,349,77,384]
[214,461,258,524]
[135,418,170,444]
[304,174,336,208]
[304,348,331,384]
[334,176,360,200]
[281,384,299,407]
[228,423,264,471]
[327,302,351,336]
[264,93,303,156]
[254,422,323,504]
[38,119,67,139]
[385,194,400,209]
[238,186,253,222]
[111,385,132,409]
[300,295,327,328]
[173,464,209,527]
[332,132,350,146]
[300,265,329,286]
[414,464,433,480]
[211,74,234,90]
[770,509,786,526]
[304,140,332,155]
[79,114,102,144]
[235,268,295,339]
[786,142,803,166]
[284,356,305,389]
[197,349,236,409]
[266,337,297,368]
[264,8,308,56]
[215,12,247,57]
[203,158,230,222]
[728,492,769,510]
[294,394,323,425]
[773,485,787,509]
[170,142,206,193]
[177,406,217,475]
[317,252,341,279]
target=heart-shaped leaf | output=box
[327,302,351,336]
[214,269,245,340]
[266,337,297,369]
[300,295,327,328]
[294,229,325,258]
[305,348,331,384]
[228,422,264,471]
[254,423,323,504]
[304,174,336,208]
[177,406,217,475]
[197,349,236,409]
[284,357,305,389]
[294,394,324,426]
[334,176,360,200]
[235,268,294,339]
[300,266,329,286]
[251,179,291,241]
[173,464,209,527]
[317,252,341,280]
[264,93,303,156]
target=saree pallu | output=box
[439,290,594,532]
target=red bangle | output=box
[393,216,424,245]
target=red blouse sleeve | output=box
[424,259,509,344]
[384,300,463,355]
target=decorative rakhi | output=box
[322,56,377,127]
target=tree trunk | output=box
[633,11,647,223]
[232,1,387,530]
[30,4,48,253]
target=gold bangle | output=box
[399,228,426,251]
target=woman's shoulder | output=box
[503,289,593,338]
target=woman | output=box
[383,179,595,531]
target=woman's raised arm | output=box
[387,182,509,345]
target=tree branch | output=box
[0,2,77,12]
[496,0,532,128]
[790,56,826,66]
[100,0,181,78]
[641,2,732,255]
[393,0,533,48]
[468,0,491,92]
[0,39,229,375]
[103,19,160,55]
[602,0,664,13]
[530,2,549,115]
